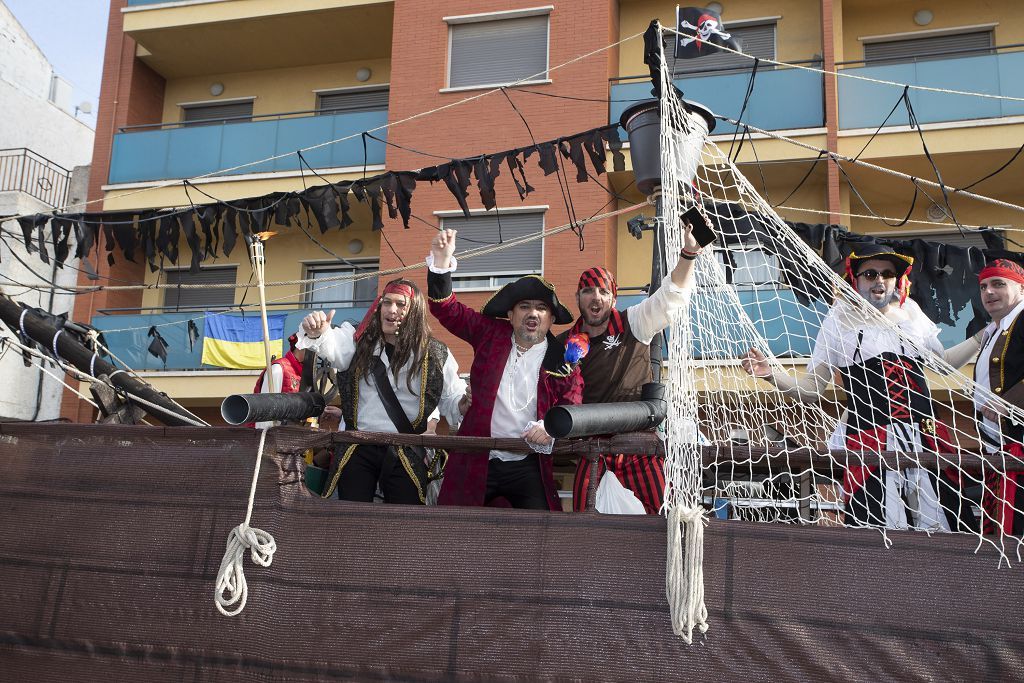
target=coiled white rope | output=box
[666,505,709,644]
[214,427,278,617]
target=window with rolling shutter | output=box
[448,15,549,89]
[316,88,389,115]
[181,100,254,126]
[863,30,993,63]
[440,212,543,290]
[163,267,237,309]
[303,261,379,306]
[666,22,776,76]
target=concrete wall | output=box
[0,2,95,169]
[0,166,87,420]
[0,3,95,420]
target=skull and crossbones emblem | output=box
[678,14,732,50]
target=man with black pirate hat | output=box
[297,278,467,504]
[427,229,583,510]
[743,243,982,530]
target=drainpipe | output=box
[822,0,842,225]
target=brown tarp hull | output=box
[0,423,1020,681]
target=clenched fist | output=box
[431,229,457,269]
[301,309,335,339]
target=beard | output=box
[583,308,611,328]
[514,320,545,346]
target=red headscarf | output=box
[979,259,1024,286]
[354,282,416,341]
[577,266,617,297]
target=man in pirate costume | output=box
[743,244,981,530]
[296,278,467,504]
[560,223,702,514]
[250,333,307,430]
[427,229,583,510]
[974,259,1024,536]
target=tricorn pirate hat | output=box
[481,275,574,324]
[846,242,914,274]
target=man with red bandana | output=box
[297,278,466,504]
[973,258,1024,536]
[427,229,583,510]
[559,223,702,514]
[743,243,982,530]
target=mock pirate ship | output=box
[2,19,1024,681]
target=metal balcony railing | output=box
[0,148,72,207]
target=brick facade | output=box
[384,0,620,369]
[61,0,165,422]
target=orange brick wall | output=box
[62,0,165,422]
[383,0,620,370]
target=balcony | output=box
[838,46,1024,130]
[123,1,393,78]
[610,63,825,136]
[91,303,370,371]
[0,148,71,207]
[108,109,388,184]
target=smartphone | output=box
[682,205,717,247]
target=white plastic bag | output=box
[595,471,646,515]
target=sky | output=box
[5,0,109,128]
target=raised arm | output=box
[295,309,357,371]
[627,221,699,343]
[427,228,500,344]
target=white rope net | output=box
[653,27,1024,641]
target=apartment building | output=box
[65,0,1024,426]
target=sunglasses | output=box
[857,269,899,281]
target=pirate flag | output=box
[147,326,169,365]
[674,7,741,59]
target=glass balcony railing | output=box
[838,48,1024,130]
[108,109,388,184]
[91,304,370,371]
[610,63,825,136]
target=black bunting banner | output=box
[6,123,632,271]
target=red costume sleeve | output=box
[427,269,500,345]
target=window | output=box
[714,247,779,287]
[316,88,389,115]
[181,100,254,126]
[163,266,237,309]
[448,13,549,89]
[863,30,993,64]
[666,21,776,76]
[303,261,379,307]
[440,212,544,290]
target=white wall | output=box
[0,2,94,169]
[0,2,95,420]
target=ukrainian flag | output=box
[201,312,287,369]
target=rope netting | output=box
[653,26,1024,641]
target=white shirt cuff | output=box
[426,253,458,274]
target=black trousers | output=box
[335,444,424,505]
[485,455,549,510]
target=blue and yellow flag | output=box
[201,312,286,369]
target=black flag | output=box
[186,319,200,352]
[674,7,741,59]
[147,326,169,364]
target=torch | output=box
[248,231,278,393]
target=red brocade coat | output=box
[429,276,582,511]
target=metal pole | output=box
[647,189,666,381]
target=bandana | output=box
[287,333,299,351]
[979,259,1024,286]
[578,266,617,297]
[354,282,416,341]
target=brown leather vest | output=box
[558,312,652,404]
